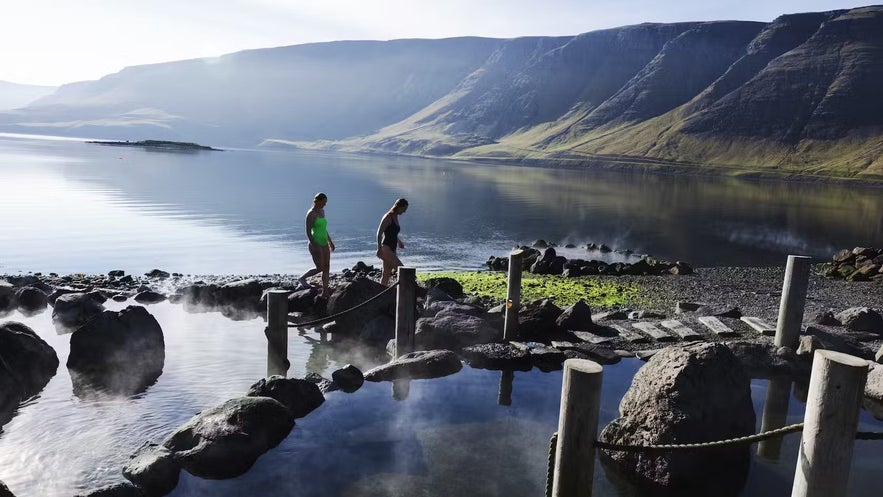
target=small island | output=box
[86,139,222,151]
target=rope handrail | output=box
[592,423,805,452]
[285,281,400,328]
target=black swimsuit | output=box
[382,219,400,252]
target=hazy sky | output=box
[0,0,866,86]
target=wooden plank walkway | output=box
[740,316,776,336]
[698,316,739,337]
[659,319,701,340]
[632,322,675,342]
[608,324,650,343]
[571,331,615,344]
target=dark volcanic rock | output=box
[364,350,462,381]
[835,307,883,333]
[326,278,396,335]
[331,364,365,393]
[74,483,144,497]
[246,376,324,418]
[0,481,13,497]
[599,343,755,496]
[459,342,532,371]
[556,300,593,330]
[122,442,180,497]
[15,286,48,312]
[52,292,105,327]
[145,269,170,279]
[0,322,59,424]
[134,290,166,304]
[163,396,294,479]
[726,341,811,377]
[422,276,465,299]
[415,313,500,350]
[66,306,165,396]
[518,299,563,339]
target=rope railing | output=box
[545,425,882,497]
[286,281,400,328]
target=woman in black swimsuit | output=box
[376,198,408,286]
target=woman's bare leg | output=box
[379,246,403,286]
[299,243,324,288]
[320,246,332,297]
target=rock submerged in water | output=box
[599,343,755,496]
[52,292,105,328]
[162,396,295,479]
[122,442,180,497]
[0,322,59,427]
[66,306,165,397]
[364,350,462,381]
[246,376,325,418]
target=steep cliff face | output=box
[2,6,881,179]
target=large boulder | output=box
[0,480,13,497]
[286,288,319,313]
[835,307,883,333]
[364,350,462,381]
[360,314,396,345]
[599,343,755,496]
[331,365,365,393]
[422,277,465,299]
[0,322,59,421]
[67,306,165,396]
[163,396,294,479]
[518,299,563,339]
[0,280,14,310]
[556,300,593,330]
[122,442,180,497]
[52,292,105,328]
[246,376,324,418]
[530,247,566,275]
[414,313,500,350]
[422,300,485,319]
[15,286,48,313]
[326,278,396,336]
[217,279,264,310]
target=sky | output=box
[0,0,868,86]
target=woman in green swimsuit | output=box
[299,192,335,297]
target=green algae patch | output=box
[418,271,640,307]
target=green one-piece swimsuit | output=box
[311,216,328,247]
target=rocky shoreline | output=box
[1,252,882,497]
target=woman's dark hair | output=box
[313,192,327,205]
[389,198,408,214]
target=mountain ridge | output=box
[1,6,881,180]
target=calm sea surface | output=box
[0,133,882,497]
[1,133,881,275]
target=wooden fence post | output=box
[266,290,289,377]
[504,249,524,341]
[774,255,812,349]
[395,267,417,358]
[552,359,603,497]
[791,350,868,497]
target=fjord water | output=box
[1,133,882,275]
[1,133,883,497]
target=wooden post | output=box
[552,359,603,497]
[394,267,417,358]
[504,249,524,341]
[266,290,289,377]
[757,378,792,460]
[791,350,868,497]
[774,255,812,348]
